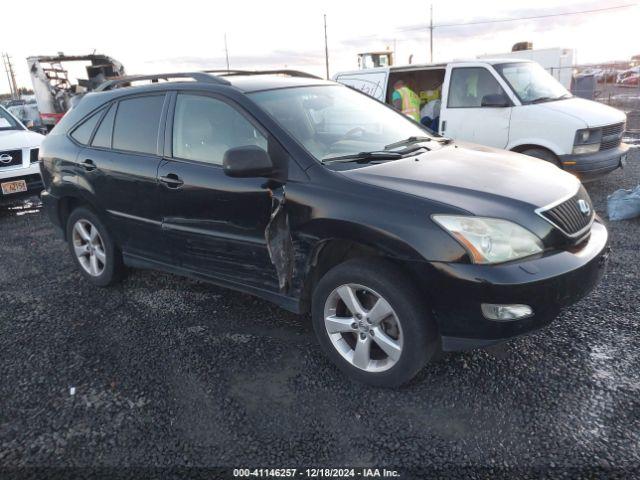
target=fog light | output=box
[481,303,533,321]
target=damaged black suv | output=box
[40,71,609,387]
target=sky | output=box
[1,0,638,94]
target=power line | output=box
[347,3,636,42]
[400,3,636,32]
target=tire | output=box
[520,148,561,167]
[311,258,438,387]
[66,206,124,287]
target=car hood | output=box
[537,97,626,128]
[339,142,581,217]
[0,129,43,150]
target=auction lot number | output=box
[234,468,400,478]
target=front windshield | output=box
[0,106,22,131]
[249,85,432,162]
[495,62,570,104]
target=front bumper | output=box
[560,143,629,180]
[425,221,609,351]
[0,173,43,205]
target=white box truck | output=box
[334,59,628,180]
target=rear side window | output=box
[448,67,507,108]
[91,104,116,149]
[112,95,164,155]
[70,110,102,144]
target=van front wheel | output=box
[520,148,561,168]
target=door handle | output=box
[159,173,184,188]
[441,120,446,133]
[81,159,96,171]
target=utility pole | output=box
[224,34,230,71]
[429,4,434,63]
[2,53,18,99]
[2,54,13,98]
[324,14,330,79]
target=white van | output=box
[334,59,629,180]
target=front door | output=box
[157,92,278,290]
[439,65,513,148]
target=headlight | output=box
[573,128,602,154]
[433,215,544,264]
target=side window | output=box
[112,95,165,155]
[70,109,103,144]
[172,93,267,165]
[448,68,507,108]
[91,104,116,149]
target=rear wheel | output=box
[520,147,561,167]
[66,207,124,287]
[312,258,438,387]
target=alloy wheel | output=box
[323,283,403,372]
[72,219,106,277]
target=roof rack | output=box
[203,69,323,80]
[95,72,230,91]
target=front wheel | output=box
[66,207,124,287]
[520,148,561,167]
[312,258,438,387]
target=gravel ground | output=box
[1,151,639,479]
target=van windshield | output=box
[495,62,571,104]
[249,85,432,162]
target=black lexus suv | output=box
[39,70,609,387]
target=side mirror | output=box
[223,145,275,178]
[481,94,511,108]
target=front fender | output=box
[507,138,565,156]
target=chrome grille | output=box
[600,122,624,151]
[0,149,22,168]
[537,187,594,237]
[30,148,39,163]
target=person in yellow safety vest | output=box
[391,80,421,122]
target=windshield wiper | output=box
[384,136,432,150]
[321,151,403,164]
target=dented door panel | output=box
[158,158,279,290]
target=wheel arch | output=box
[509,142,562,157]
[56,193,104,240]
[294,222,430,314]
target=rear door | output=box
[439,64,514,148]
[157,91,278,290]
[75,93,171,261]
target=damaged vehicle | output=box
[27,54,125,130]
[39,71,609,387]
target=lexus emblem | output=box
[0,154,12,164]
[578,199,591,216]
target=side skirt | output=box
[123,252,301,314]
